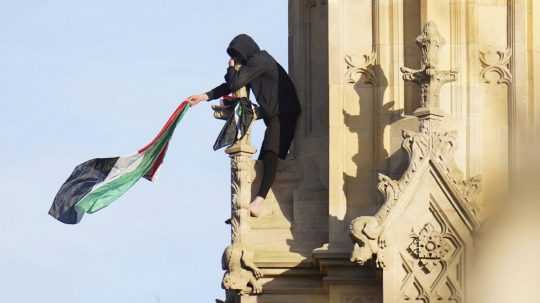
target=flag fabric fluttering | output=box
[212,97,257,151]
[48,101,190,224]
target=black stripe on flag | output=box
[49,157,119,224]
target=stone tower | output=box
[216,1,540,302]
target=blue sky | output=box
[0,1,287,302]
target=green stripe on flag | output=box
[75,105,189,214]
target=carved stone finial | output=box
[401,21,457,116]
[416,21,445,69]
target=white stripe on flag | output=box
[91,153,144,193]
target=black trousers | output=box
[256,112,299,198]
[259,112,299,160]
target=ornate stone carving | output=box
[349,129,441,268]
[479,47,512,85]
[229,156,255,242]
[400,21,457,111]
[350,124,482,268]
[345,52,377,85]
[221,243,263,295]
[349,216,386,268]
[434,151,483,218]
[399,130,429,186]
[349,22,482,272]
[407,223,452,273]
[458,176,482,211]
[399,202,464,303]
[377,173,400,200]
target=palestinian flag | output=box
[49,101,190,224]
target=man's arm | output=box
[206,83,231,101]
[187,83,230,106]
[187,58,266,106]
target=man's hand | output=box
[228,58,235,67]
[187,94,209,106]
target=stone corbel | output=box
[220,243,263,297]
[479,48,512,86]
[344,52,377,85]
[349,216,386,268]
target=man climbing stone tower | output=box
[188,34,301,218]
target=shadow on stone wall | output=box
[343,64,405,221]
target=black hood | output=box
[227,34,260,64]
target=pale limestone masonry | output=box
[215,1,540,302]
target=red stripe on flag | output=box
[143,142,169,181]
[138,100,189,153]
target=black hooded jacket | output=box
[206,34,301,119]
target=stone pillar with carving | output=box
[215,64,263,303]
[225,67,256,245]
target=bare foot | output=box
[249,196,265,217]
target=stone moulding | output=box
[344,51,377,85]
[479,48,513,85]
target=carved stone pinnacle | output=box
[400,21,457,117]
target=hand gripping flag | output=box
[49,101,190,224]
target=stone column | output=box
[216,66,263,303]
[226,81,256,243]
